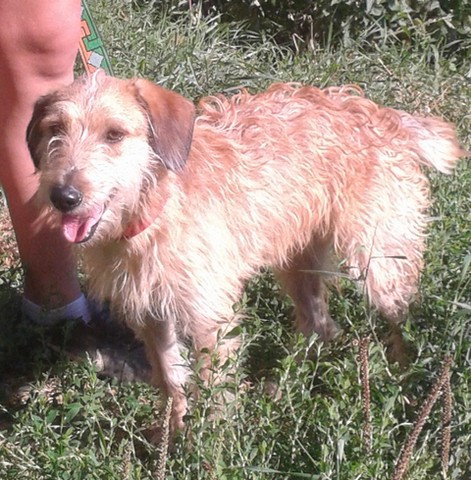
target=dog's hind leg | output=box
[340,213,424,365]
[275,237,339,342]
[342,218,424,324]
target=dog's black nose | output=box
[50,185,83,212]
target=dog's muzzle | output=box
[49,184,104,244]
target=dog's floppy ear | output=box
[132,78,196,172]
[26,94,56,170]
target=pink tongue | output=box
[61,206,103,243]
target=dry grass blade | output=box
[440,366,452,476]
[391,355,452,480]
[356,336,372,452]
[120,447,131,480]
[154,396,173,480]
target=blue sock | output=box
[22,293,91,326]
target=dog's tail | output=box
[401,113,467,174]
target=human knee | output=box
[0,1,80,84]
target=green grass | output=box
[1,1,470,479]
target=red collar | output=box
[121,200,165,240]
[121,219,153,240]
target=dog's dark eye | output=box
[106,129,126,143]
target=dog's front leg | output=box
[192,322,241,384]
[137,318,189,434]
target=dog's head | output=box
[27,71,195,244]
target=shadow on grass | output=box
[0,285,77,376]
[0,284,151,432]
[0,285,78,432]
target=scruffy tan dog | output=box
[27,71,464,432]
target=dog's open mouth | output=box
[61,205,104,243]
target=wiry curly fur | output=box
[27,71,465,433]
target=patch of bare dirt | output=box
[0,203,20,270]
